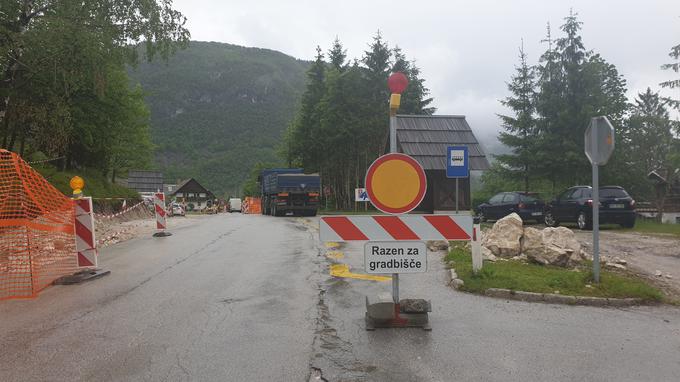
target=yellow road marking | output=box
[325,250,344,260]
[325,241,340,249]
[329,264,391,282]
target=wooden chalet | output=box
[393,115,490,213]
[170,178,216,211]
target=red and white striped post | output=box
[153,192,172,237]
[471,220,482,274]
[74,197,97,268]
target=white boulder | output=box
[481,213,524,257]
[524,227,584,267]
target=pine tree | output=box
[392,46,435,115]
[554,10,589,183]
[660,41,680,109]
[328,37,347,72]
[286,46,326,170]
[496,42,537,192]
[362,31,392,155]
[533,12,629,189]
[628,88,675,174]
[535,23,564,192]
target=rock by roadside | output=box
[481,213,587,267]
[482,213,523,257]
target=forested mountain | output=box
[129,41,309,196]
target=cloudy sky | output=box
[172,0,679,146]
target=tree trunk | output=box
[0,2,45,128]
[19,130,26,156]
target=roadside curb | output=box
[445,269,645,307]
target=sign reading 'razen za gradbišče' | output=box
[364,241,427,274]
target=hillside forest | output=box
[128,41,308,195]
[0,0,189,187]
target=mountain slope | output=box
[129,41,308,196]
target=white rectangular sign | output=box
[450,150,465,166]
[355,188,369,202]
[364,241,427,274]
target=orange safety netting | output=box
[242,197,261,214]
[0,149,77,300]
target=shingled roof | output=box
[395,115,490,171]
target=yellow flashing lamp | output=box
[69,176,84,197]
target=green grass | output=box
[622,220,680,237]
[34,164,139,199]
[445,243,664,302]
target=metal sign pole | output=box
[455,178,459,214]
[591,126,600,283]
[593,162,600,282]
[389,113,399,305]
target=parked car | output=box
[544,185,636,230]
[476,191,545,223]
[228,198,242,213]
[170,202,185,217]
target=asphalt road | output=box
[0,214,322,381]
[1,214,679,381]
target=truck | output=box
[260,168,320,217]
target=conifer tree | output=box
[286,47,326,170]
[362,32,392,155]
[392,47,435,115]
[496,42,537,192]
[534,23,564,191]
[328,37,347,72]
[627,88,675,174]
[660,41,680,109]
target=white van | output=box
[229,198,242,213]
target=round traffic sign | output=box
[365,153,427,214]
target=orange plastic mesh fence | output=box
[0,149,77,300]
[242,197,261,214]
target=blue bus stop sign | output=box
[446,146,469,178]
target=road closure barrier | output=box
[94,200,145,220]
[242,197,261,214]
[74,197,97,268]
[320,215,473,242]
[152,192,172,237]
[0,150,78,300]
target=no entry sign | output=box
[365,153,427,214]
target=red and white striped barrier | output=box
[95,200,145,220]
[74,197,97,267]
[154,192,166,232]
[320,215,473,242]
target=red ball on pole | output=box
[388,72,408,94]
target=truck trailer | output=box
[260,169,320,216]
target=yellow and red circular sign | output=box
[365,153,427,214]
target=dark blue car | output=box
[544,186,636,230]
[476,192,545,223]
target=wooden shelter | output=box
[394,115,490,213]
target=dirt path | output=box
[95,214,205,248]
[573,230,680,298]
